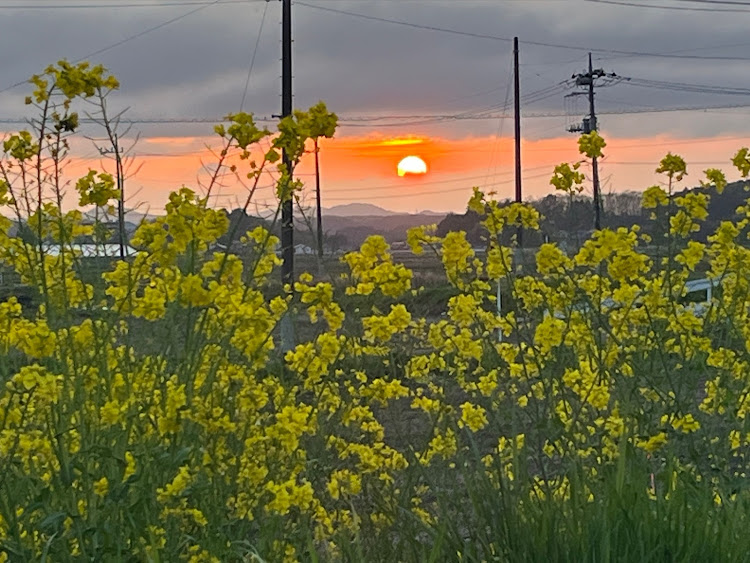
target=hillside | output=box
[321,212,445,248]
[6,179,745,253]
[324,203,398,217]
[436,180,750,249]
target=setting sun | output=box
[397,155,428,177]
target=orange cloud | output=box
[51,132,748,214]
[376,137,426,147]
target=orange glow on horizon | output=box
[142,136,203,146]
[54,132,749,213]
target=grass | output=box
[328,451,750,563]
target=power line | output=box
[333,101,750,123]
[3,100,750,128]
[596,101,750,115]
[622,77,750,96]
[596,38,750,65]
[239,0,269,111]
[296,1,517,42]
[320,165,553,194]
[0,0,250,7]
[75,135,750,158]
[325,172,506,194]
[1,0,745,101]
[440,81,573,122]
[101,159,746,193]
[317,158,746,199]
[2,76,750,130]
[0,0,565,5]
[584,0,750,12]
[520,134,750,152]
[672,0,750,5]
[323,171,554,202]
[80,0,225,62]
[0,0,225,95]
[0,81,574,127]
[295,1,750,61]
[484,51,514,189]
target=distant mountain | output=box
[324,203,398,217]
[124,210,162,223]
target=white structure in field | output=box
[684,277,715,301]
[42,244,137,258]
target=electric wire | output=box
[584,0,750,12]
[2,0,746,212]
[239,0,268,111]
[295,1,750,61]
[3,99,750,128]
[622,77,750,96]
[0,0,225,95]
[323,171,554,202]
[672,0,750,5]
[323,165,555,195]
[80,0,225,63]
[483,55,514,189]
[0,0,250,7]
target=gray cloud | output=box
[0,0,749,142]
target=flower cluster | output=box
[4,60,750,562]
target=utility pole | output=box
[513,37,522,246]
[115,135,125,259]
[280,0,295,350]
[497,37,522,344]
[314,138,324,263]
[586,54,602,232]
[566,53,617,231]
[97,136,126,259]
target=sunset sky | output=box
[2,0,750,215]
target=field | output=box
[3,61,750,562]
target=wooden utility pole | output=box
[280,0,295,350]
[97,135,126,258]
[513,37,522,246]
[567,53,617,231]
[314,139,323,261]
[112,135,126,259]
[586,54,602,231]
